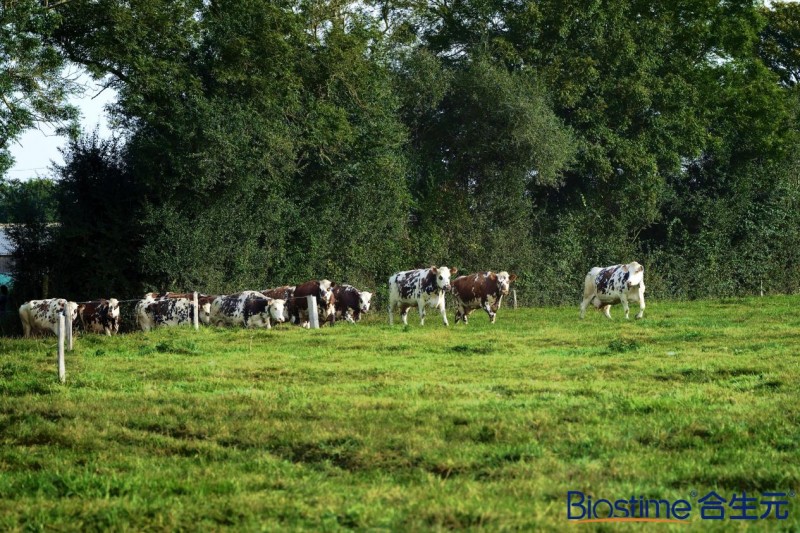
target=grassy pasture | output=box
[1,296,799,531]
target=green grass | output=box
[1,296,799,531]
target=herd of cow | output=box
[16,262,646,337]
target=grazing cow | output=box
[451,271,517,324]
[19,298,79,337]
[580,262,646,319]
[143,292,215,325]
[210,291,286,329]
[332,284,373,324]
[388,266,457,326]
[77,298,120,335]
[287,280,336,327]
[136,297,198,332]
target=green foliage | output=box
[51,131,144,299]
[1,0,794,303]
[3,178,57,303]
[760,1,800,88]
[0,0,79,176]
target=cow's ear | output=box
[637,265,644,273]
[622,265,629,272]
[451,267,458,275]
[509,274,517,282]
[489,272,497,280]
[431,267,438,274]
[330,282,336,288]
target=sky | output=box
[6,76,116,182]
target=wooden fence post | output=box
[193,291,199,330]
[307,295,320,329]
[57,312,66,384]
[512,290,518,309]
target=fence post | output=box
[57,312,66,384]
[193,291,199,330]
[307,295,320,329]
[66,305,73,351]
[512,290,518,309]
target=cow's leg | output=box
[388,301,395,325]
[463,309,471,324]
[20,313,30,338]
[636,287,645,319]
[345,310,356,325]
[580,293,595,319]
[601,305,612,319]
[620,294,631,319]
[482,298,497,323]
[418,301,426,326]
[439,299,449,326]
[455,305,464,324]
[400,304,410,326]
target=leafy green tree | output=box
[51,131,143,299]
[4,177,58,301]
[760,1,800,88]
[0,0,79,176]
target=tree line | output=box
[2,0,800,313]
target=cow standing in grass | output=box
[19,298,79,337]
[388,266,457,326]
[451,271,516,324]
[156,292,217,325]
[210,291,286,329]
[77,298,120,335]
[136,297,197,332]
[286,280,336,327]
[580,262,646,319]
[332,284,372,324]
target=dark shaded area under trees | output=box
[3,0,800,307]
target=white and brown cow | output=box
[580,262,646,319]
[77,298,120,335]
[19,298,79,337]
[286,280,336,327]
[136,297,197,332]
[451,271,516,324]
[388,266,457,326]
[332,284,372,324]
[210,291,286,329]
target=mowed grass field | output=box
[1,296,799,531]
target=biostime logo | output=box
[567,490,792,524]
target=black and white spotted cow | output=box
[19,298,79,337]
[210,291,286,329]
[580,262,646,319]
[136,296,196,332]
[388,266,457,326]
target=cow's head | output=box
[623,262,645,288]
[359,291,373,313]
[199,302,212,325]
[108,298,120,318]
[318,280,335,305]
[66,301,79,322]
[495,271,517,295]
[431,266,457,291]
[269,299,286,323]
